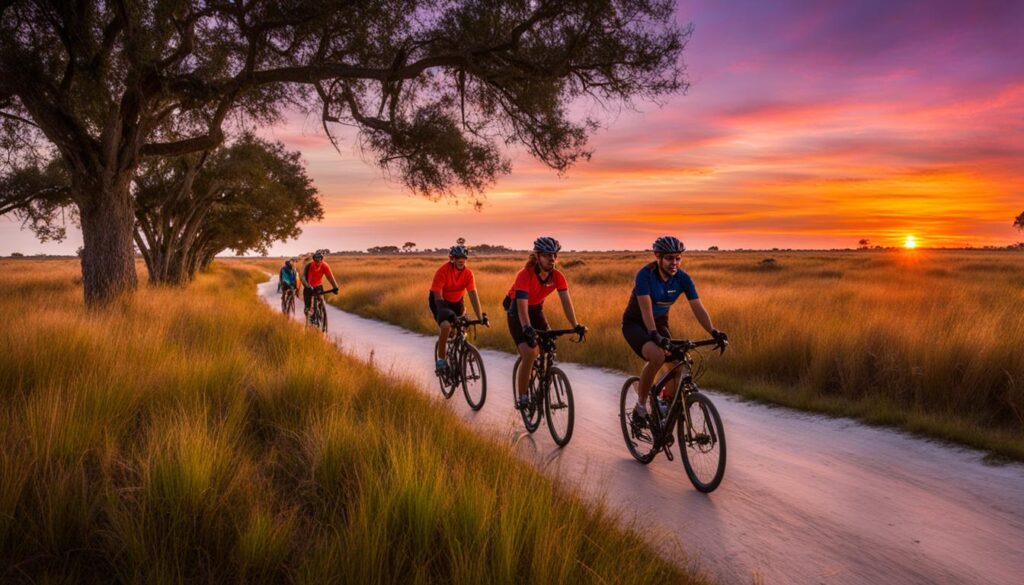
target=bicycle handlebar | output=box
[310,287,339,296]
[454,316,488,327]
[666,337,728,353]
[536,326,587,341]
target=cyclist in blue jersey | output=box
[277,257,299,309]
[622,236,727,427]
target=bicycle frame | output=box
[439,316,485,386]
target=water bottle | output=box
[657,397,669,419]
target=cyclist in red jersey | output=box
[504,236,586,410]
[430,245,487,372]
[300,249,339,316]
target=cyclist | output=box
[277,257,299,310]
[622,236,727,426]
[430,245,487,372]
[505,236,586,410]
[300,249,339,316]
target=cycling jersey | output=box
[505,265,568,313]
[623,262,698,322]
[430,262,476,302]
[303,260,334,288]
[279,265,297,289]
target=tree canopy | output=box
[1,0,690,305]
[134,134,322,284]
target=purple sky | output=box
[3,0,1023,255]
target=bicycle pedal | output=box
[664,446,674,461]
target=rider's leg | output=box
[516,342,540,397]
[437,320,452,359]
[303,286,312,315]
[637,341,667,410]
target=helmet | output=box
[449,245,469,258]
[652,236,684,254]
[285,257,294,265]
[312,249,325,260]
[533,236,562,254]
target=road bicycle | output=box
[305,287,338,332]
[434,314,489,410]
[281,287,296,316]
[511,327,586,447]
[619,337,728,492]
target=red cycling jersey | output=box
[304,260,335,288]
[430,262,476,302]
[506,266,568,306]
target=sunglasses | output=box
[660,254,682,262]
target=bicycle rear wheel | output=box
[619,377,657,464]
[434,341,457,398]
[511,357,541,432]
[285,293,295,316]
[460,344,487,410]
[678,392,726,493]
[544,367,574,447]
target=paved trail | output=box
[261,282,1024,585]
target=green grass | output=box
[299,250,1024,461]
[0,260,704,584]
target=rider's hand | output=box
[574,323,587,338]
[523,325,537,348]
[481,313,489,327]
[330,288,339,295]
[712,329,728,352]
[649,330,670,350]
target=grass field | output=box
[298,250,1024,460]
[0,259,702,584]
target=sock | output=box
[635,401,648,416]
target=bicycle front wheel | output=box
[434,341,457,398]
[460,344,487,410]
[678,392,726,493]
[543,367,574,447]
[619,377,657,464]
[511,357,541,432]
[318,301,328,333]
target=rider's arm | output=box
[516,297,531,327]
[467,290,482,319]
[556,290,579,328]
[637,295,659,332]
[299,263,310,288]
[688,298,716,335]
[324,264,339,291]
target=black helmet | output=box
[312,249,325,260]
[533,236,562,254]
[449,245,469,258]
[652,236,684,254]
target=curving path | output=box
[260,282,1024,585]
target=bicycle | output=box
[434,314,489,410]
[619,337,728,493]
[305,287,338,332]
[281,287,297,316]
[511,327,586,447]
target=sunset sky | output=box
[3,0,1023,254]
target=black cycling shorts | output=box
[622,314,671,358]
[506,301,550,346]
[428,293,465,325]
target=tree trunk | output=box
[77,175,138,306]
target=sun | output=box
[904,235,918,249]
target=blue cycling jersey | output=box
[279,265,297,288]
[623,262,698,322]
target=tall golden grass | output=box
[304,250,1024,459]
[0,259,699,584]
